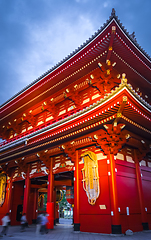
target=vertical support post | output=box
[109,154,121,234]
[53,188,56,225]
[135,150,149,230]
[47,158,54,229]
[23,166,30,220]
[33,189,38,223]
[74,150,80,231]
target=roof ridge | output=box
[1,8,151,109]
[109,9,151,61]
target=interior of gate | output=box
[9,171,74,226]
[0,148,151,233]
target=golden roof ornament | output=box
[121,73,127,84]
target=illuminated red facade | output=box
[0,9,151,234]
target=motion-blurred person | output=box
[0,213,10,236]
[36,213,42,236]
[20,213,28,232]
[41,213,48,234]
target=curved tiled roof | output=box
[1,8,151,109]
[1,77,150,152]
[109,9,151,60]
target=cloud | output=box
[13,14,96,87]
[75,0,90,3]
[103,0,113,8]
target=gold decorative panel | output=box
[0,173,7,207]
[81,151,100,205]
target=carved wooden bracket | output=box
[47,101,58,119]
[17,158,29,177]
[133,143,151,162]
[0,163,12,177]
[92,123,128,156]
[38,152,51,169]
[0,126,5,139]
[36,161,42,173]
[27,113,37,128]
[60,143,76,162]
[12,121,21,134]
[134,149,148,162]
[88,61,120,97]
[64,87,81,108]
[0,124,15,140]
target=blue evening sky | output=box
[0,0,151,106]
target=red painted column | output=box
[74,150,80,231]
[109,154,121,234]
[46,158,54,229]
[135,150,149,230]
[53,188,56,225]
[33,189,38,221]
[23,167,30,221]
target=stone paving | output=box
[0,218,151,240]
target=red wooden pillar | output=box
[46,158,54,229]
[109,154,121,234]
[23,166,30,221]
[74,150,80,231]
[135,151,149,230]
[53,188,56,225]
[33,189,38,222]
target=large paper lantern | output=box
[66,187,74,204]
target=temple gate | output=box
[0,9,151,234]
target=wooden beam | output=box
[31,183,47,188]
[54,179,72,187]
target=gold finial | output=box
[123,96,127,102]
[112,26,116,31]
[117,113,122,118]
[106,60,111,66]
[107,69,110,75]
[112,26,116,34]
[121,73,127,84]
